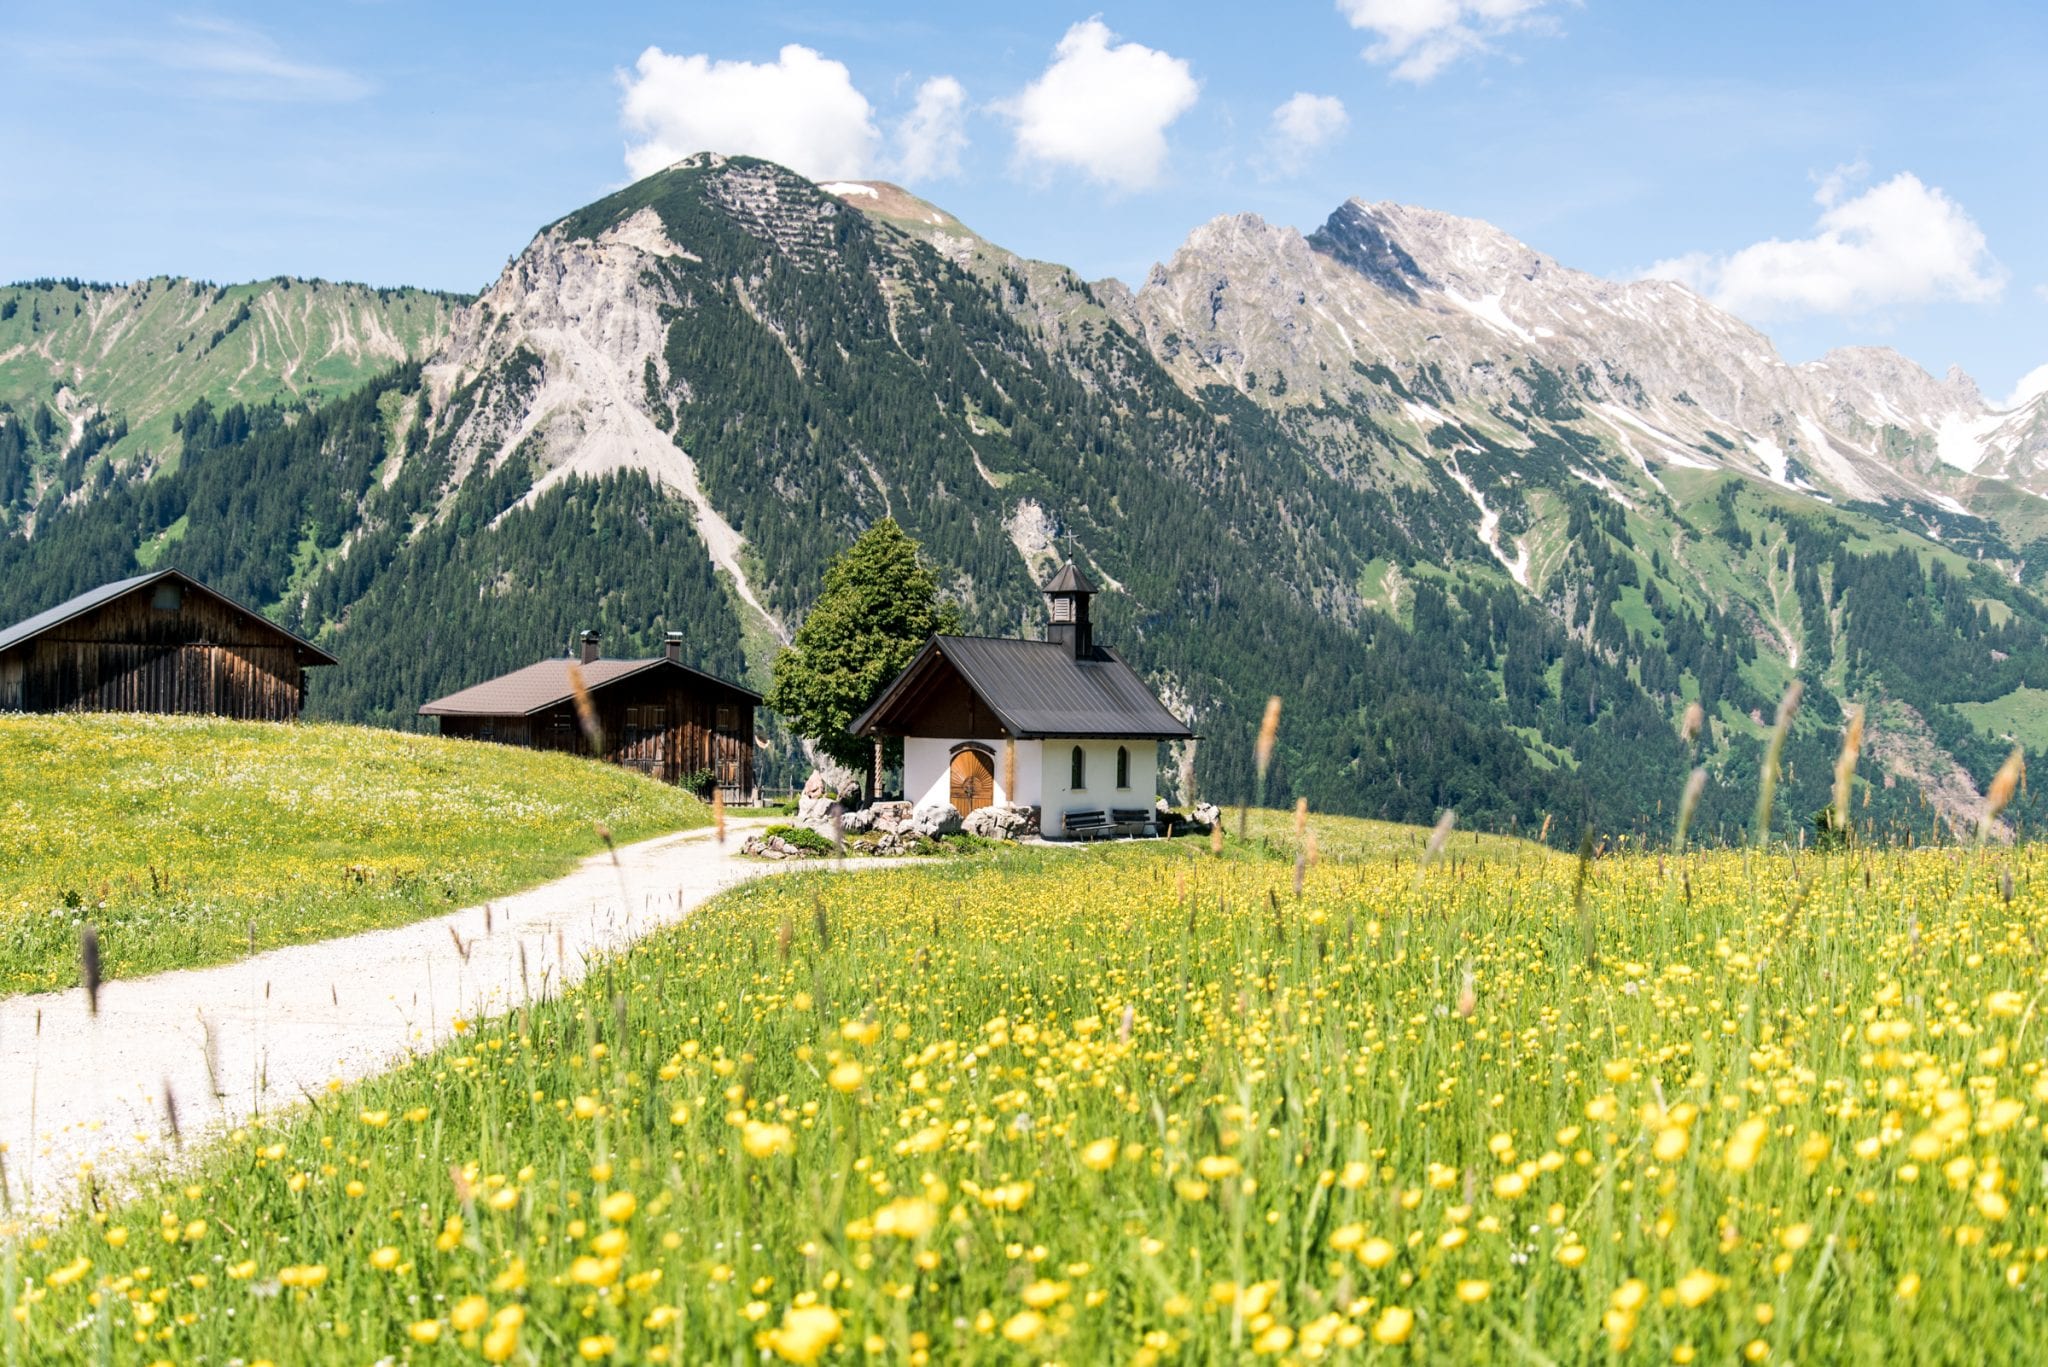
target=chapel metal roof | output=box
[1042,562,1097,594]
[0,568,339,664]
[850,635,1193,740]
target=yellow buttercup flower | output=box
[1675,1270,1721,1308]
[1725,1118,1769,1174]
[1001,1311,1046,1343]
[743,1121,796,1158]
[769,1304,844,1363]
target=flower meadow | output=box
[0,715,706,996]
[8,821,2048,1364]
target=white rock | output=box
[911,804,963,839]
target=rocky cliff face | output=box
[1124,197,2046,531]
[420,197,783,639]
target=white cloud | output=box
[620,45,880,182]
[1267,93,1349,173]
[892,76,969,182]
[1336,0,1562,82]
[2006,362,2048,412]
[1000,20,1199,190]
[1645,170,2005,320]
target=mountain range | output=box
[5,153,2046,841]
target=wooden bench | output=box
[1111,807,1155,837]
[1062,808,1112,840]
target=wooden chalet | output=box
[0,568,336,720]
[419,631,760,802]
[851,564,1193,837]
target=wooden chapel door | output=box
[948,747,994,817]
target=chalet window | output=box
[1116,746,1130,789]
[1070,745,1086,790]
[716,704,738,731]
[479,720,495,741]
[151,584,182,612]
[1050,597,1075,624]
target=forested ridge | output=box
[0,367,747,734]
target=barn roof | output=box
[0,568,338,664]
[418,656,761,717]
[850,635,1193,741]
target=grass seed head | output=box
[79,923,101,1016]
[1832,705,1865,833]
[1982,748,2026,842]
[1254,696,1283,781]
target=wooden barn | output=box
[419,631,761,803]
[0,568,336,720]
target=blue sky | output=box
[4,1,2043,398]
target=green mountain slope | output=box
[0,275,460,526]
[3,157,2044,843]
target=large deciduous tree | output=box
[767,519,958,779]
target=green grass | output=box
[1232,806,1544,864]
[9,824,2047,1363]
[0,714,706,996]
[1959,685,2048,751]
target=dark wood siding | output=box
[1,584,314,721]
[437,670,757,802]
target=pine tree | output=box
[767,520,959,776]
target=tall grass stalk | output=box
[1752,681,1803,850]
[1831,705,1865,836]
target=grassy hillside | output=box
[0,275,460,489]
[0,715,705,996]
[9,824,2044,1361]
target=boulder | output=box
[963,803,1034,841]
[866,801,916,836]
[911,804,963,839]
[839,807,876,834]
[794,796,839,830]
[801,772,829,800]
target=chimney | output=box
[580,629,601,665]
[664,631,683,664]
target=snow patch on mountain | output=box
[1936,412,2000,471]
[1445,460,1530,588]
[1442,287,1532,344]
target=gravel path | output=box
[0,817,809,1217]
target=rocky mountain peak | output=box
[1305,199,1432,300]
[1334,200,1552,298]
